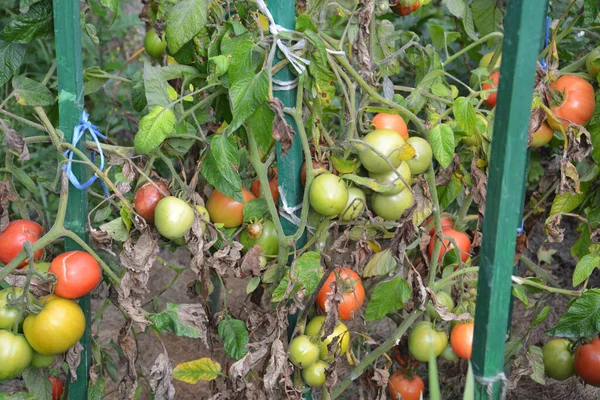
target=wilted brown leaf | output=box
[0,180,17,231]
[117,324,139,400]
[1,120,29,161]
[353,0,375,84]
[240,245,262,277]
[149,353,176,400]
[177,304,209,348]
[470,157,488,217]
[559,159,580,194]
[66,342,83,383]
[269,98,295,156]
[435,154,460,186]
[264,339,287,392]
[545,213,565,243]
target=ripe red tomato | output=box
[391,0,420,16]
[574,337,600,386]
[530,122,554,148]
[372,113,409,140]
[425,216,453,237]
[133,180,168,222]
[206,189,256,228]
[428,228,471,263]
[0,220,43,268]
[549,75,596,129]
[482,72,499,108]
[50,376,64,400]
[49,250,102,299]
[316,267,365,320]
[450,322,474,359]
[251,168,279,204]
[388,370,424,400]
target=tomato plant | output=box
[251,169,279,203]
[426,291,455,320]
[340,187,366,221]
[154,196,195,239]
[0,220,43,268]
[371,189,414,221]
[391,0,420,17]
[305,316,350,361]
[0,287,25,330]
[144,29,167,59]
[49,250,102,299]
[302,360,327,387]
[50,376,64,400]
[428,228,471,263]
[31,351,56,368]
[388,370,424,400]
[482,71,499,108]
[358,129,406,174]
[309,173,349,217]
[316,267,365,320]
[239,219,279,256]
[370,161,412,195]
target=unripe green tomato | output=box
[289,335,320,368]
[154,197,195,240]
[0,330,33,380]
[371,189,414,221]
[305,316,350,361]
[0,287,25,330]
[586,47,600,77]
[340,187,367,221]
[408,321,448,362]
[543,339,575,381]
[405,137,433,175]
[309,173,349,216]
[440,344,459,362]
[479,52,502,70]
[358,129,405,174]
[302,360,327,387]
[144,29,167,59]
[239,219,279,256]
[426,291,455,320]
[370,162,412,195]
[31,351,56,368]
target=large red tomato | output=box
[206,189,256,228]
[316,267,365,320]
[133,180,169,222]
[574,337,600,386]
[0,220,43,268]
[388,370,424,400]
[428,228,471,263]
[450,322,474,359]
[49,251,102,299]
[482,72,499,108]
[549,75,596,129]
[372,113,409,139]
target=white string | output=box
[475,372,509,399]
[326,48,346,55]
[272,78,298,91]
[278,185,302,226]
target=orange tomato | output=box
[372,113,409,140]
[482,71,499,108]
[388,370,424,400]
[0,220,43,268]
[206,189,256,228]
[49,251,102,299]
[316,267,365,320]
[428,228,471,263]
[391,0,420,16]
[549,75,596,130]
[425,216,453,237]
[450,322,474,359]
[530,122,554,148]
[251,169,279,204]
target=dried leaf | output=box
[0,180,18,230]
[264,339,286,392]
[66,342,83,383]
[149,353,176,400]
[470,157,488,217]
[434,154,460,186]
[269,98,295,156]
[545,213,565,243]
[559,159,580,195]
[240,245,262,277]
[566,124,592,163]
[1,120,29,161]
[117,325,139,400]
[353,0,375,84]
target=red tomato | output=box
[316,267,365,320]
[388,370,424,400]
[372,113,409,140]
[251,169,279,204]
[425,216,453,237]
[206,189,256,228]
[451,322,474,359]
[428,228,471,263]
[391,0,420,16]
[0,220,43,268]
[549,75,596,130]
[50,376,64,400]
[574,337,600,386]
[133,180,169,222]
[49,251,102,299]
[482,72,499,108]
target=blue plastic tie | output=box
[516,219,525,234]
[540,16,551,70]
[62,111,109,196]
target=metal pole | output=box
[53,1,90,398]
[472,1,548,398]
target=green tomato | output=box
[358,129,405,174]
[405,137,433,175]
[586,47,600,77]
[0,287,25,330]
[302,360,327,387]
[479,52,502,69]
[154,196,195,240]
[0,330,33,380]
[289,335,320,368]
[305,316,350,361]
[370,162,412,195]
[426,291,455,320]
[144,29,167,59]
[341,187,367,221]
[408,321,448,362]
[31,351,56,368]
[371,189,414,221]
[440,344,459,362]
[309,173,349,216]
[543,339,575,381]
[34,262,51,273]
[239,219,279,256]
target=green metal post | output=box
[53,1,90,398]
[472,1,548,399]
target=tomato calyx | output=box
[549,86,566,108]
[246,220,264,239]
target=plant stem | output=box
[511,275,580,297]
[425,165,443,287]
[432,267,480,292]
[443,32,504,67]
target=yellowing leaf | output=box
[173,358,221,384]
[362,249,397,278]
[331,156,359,174]
[398,143,416,161]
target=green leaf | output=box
[573,254,600,287]
[0,2,53,43]
[209,55,231,77]
[572,223,591,261]
[131,71,146,112]
[166,121,197,156]
[445,0,466,18]
[243,198,269,222]
[83,67,110,96]
[173,358,222,383]
[149,303,207,339]
[12,75,54,106]
[471,0,498,37]
[134,106,175,155]
[143,63,171,109]
[161,64,200,80]
[225,37,255,83]
[547,288,600,338]
[342,174,401,194]
[428,25,460,52]
[246,276,261,294]
[362,249,397,278]
[304,30,336,105]
[550,191,586,216]
[272,252,323,302]
[246,103,275,157]
[437,174,462,211]
[218,317,249,360]
[227,70,269,134]
[365,276,411,321]
[590,124,600,164]
[200,135,243,202]
[531,305,550,327]
[21,368,51,400]
[429,124,455,168]
[99,218,129,242]
[0,40,25,87]
[453,97,476,134]
[88,376,106,400]
[528,345,546,385]
[99,0,119,21]
[165,0,209,54]
[512,285,530,308]
[583,0,599,26]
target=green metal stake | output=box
[471,1,548,399]
[53,1,90,398]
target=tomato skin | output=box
[425,216,453,237]
[450,322,474,359]
[49,251,102,299]
[388,370,424,400]
[50,376,64,400]
[370,162,412,195]
[309,173,349,217]
[549,75,596,129]
[408,321,448,361]
[358,129,406,174]
[251,170,279,204]
[302,360,327,387]
[372,113,408,140]
[574,338,600,386]
[305,316,350,361]
[144,29,167,59]
[206,189,255,228]
[0,287,25,330]
[405,137,433,175]
[391,0,420,16]
[543,339,575,381]
[0,220,43,268]
[154,196,195,239]
[316,267,365,320]
[0,330,33,380]
[530,122,554,148]
[239,219,279,256]
[440,344,459,361]
[133,181,168,223]
[482,72,499,108]
[340,187,366,221]
[31,351,56,368]
[23,297,86,355]
[428,228,471,263]
[289,335,320,368]
[426,291,455,320]
[371,189,414,221]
